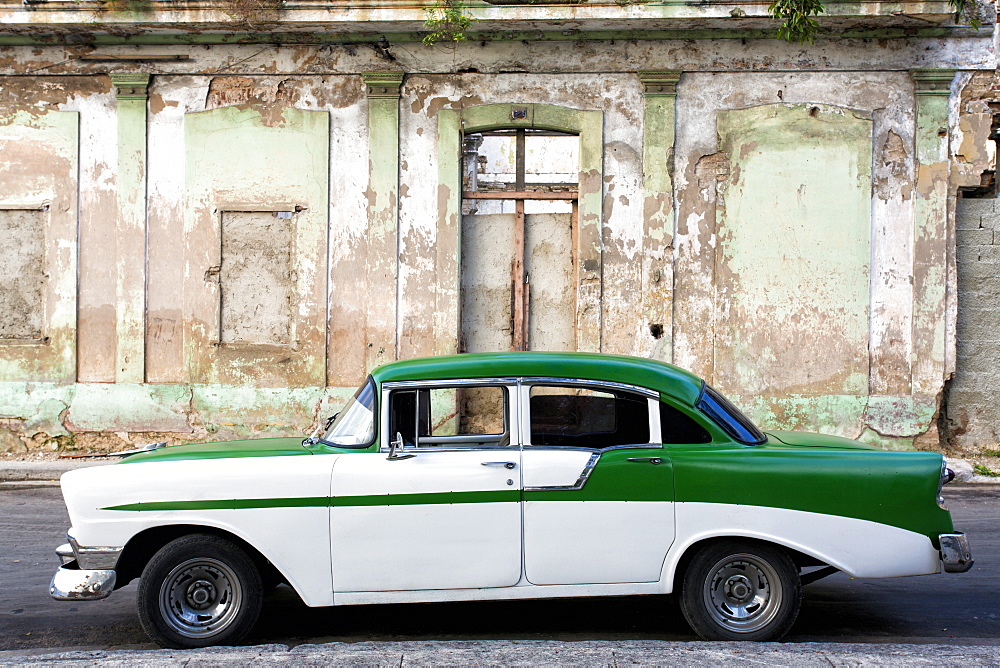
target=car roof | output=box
[371,352,705,406]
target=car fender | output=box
[60,453,341,607]
[660,501,942,590]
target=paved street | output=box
[1,483,997,657]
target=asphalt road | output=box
[1,483,997,654]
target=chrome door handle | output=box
[482,461,517,469]
[627,457,662,465]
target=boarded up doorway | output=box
[460,129,579,353]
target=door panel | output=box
[330,450,521,592]
[522,449,675,585]
[460,212,574,353]
[524,212,575,351]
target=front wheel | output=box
[679,540,802,641]
[137,534,263,648]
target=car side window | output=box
[659,401,712,444]
[388,385,509,448]
[528,385,650,448]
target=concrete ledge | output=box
[0,640,998,666]
[0,459,113,482]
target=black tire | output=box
[137,534,263,649]
[679,540,801,641]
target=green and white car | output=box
[50,352,973,648]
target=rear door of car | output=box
[329,379,522,592]
[519,379,676,585]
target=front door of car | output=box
[329,381,522,592]
[519,381,677,585]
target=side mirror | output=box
[387,431,416,461]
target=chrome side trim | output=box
[520,377,658,399]
[939,532,974,573]
[524,452,601,491]
[50,566,116,601]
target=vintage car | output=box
[50,352,972,648]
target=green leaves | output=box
[423,0,473,46]
[770,0,979,43]
[768,0,825,43]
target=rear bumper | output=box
[939,532,974,573]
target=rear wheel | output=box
[679,540,801,641]
[137,534,263,649]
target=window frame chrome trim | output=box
[519,443,663,453]
[519,377,658,399]
[382,378,519,390]
[380,379,519,452]
[378,445,519,453]
[519,377,660,448]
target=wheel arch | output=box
[664,534,831,594]
[115,524,287,594]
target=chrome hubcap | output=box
[159,557,242,639]
[703,553,783,633]
[186,579,216,609]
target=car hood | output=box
[764,430,879,451]
[115,436,312,464]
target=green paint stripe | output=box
[102,490,518,512]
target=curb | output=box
[946,458,1000,484]
[1,640,999,667]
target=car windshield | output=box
[320,377,376,447]
[696,384,767,445]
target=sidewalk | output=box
[1,640,998,666]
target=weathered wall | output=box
[672,72,948,447]
[943,199,1000,454]
[0,105,80,384]
[0,30,993,454]
[713,104,873,398]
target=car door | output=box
[520,379,677,585]
[329,380,522,592]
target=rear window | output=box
[659,402,712,444]
[696,384,766,445]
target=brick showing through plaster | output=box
[944,198,1000,453]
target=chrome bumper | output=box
[50,564,117,600]
[939,532,974,573]
[50,542,117,601]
